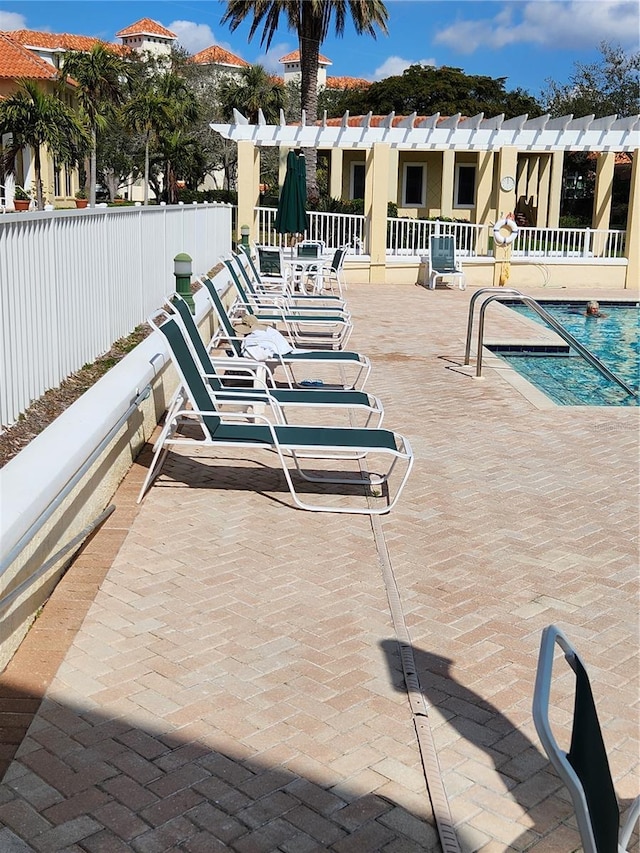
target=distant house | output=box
[191,44,249,81]
[0,30,82,206]
[115,18,176,58]
[279,49,370,94]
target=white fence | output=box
[256,207,625,262]
[511,226,626,258]
[257,207,365,252]
[0,203,232,427]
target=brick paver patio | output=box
[0,281,637,852]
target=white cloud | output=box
[169,20,219,54]
[0,10,27,30]
[373,55,435,80]
[254,42,291,74]
[434,1,640,54]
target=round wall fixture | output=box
[500,175,516,192]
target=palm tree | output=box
[122,83,173,205]
[60,44,130,206]
[218,64,285,123]
[221,0,389,200]
[0,79,89,210]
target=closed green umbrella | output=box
[274,150,308,243]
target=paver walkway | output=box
[0,282,637,852]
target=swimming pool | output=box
[489,301,639,407]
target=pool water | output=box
[494,301,639,406]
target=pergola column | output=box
[329,148,343,199]
[537,154,551,226]
[547,151,565,228]
[592,151,615,230]
[497,146,518,219]
[440,149,455,218]
[365,142,390,283]
[237,140,260,244]
[624,148,639,289]
[475,151,494,254]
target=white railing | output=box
[387,218,484,257]
[257,207,365,252]
[256,207,626,262]
[0,203,232,427]
[511,226,626,258]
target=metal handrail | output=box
[464,288,637,398]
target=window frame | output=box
[454,163,476,209]
[349,161,366,201]
[402,162,426,208]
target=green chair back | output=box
[258,247,282,277]
[159,318,221,438]
[430,236,456,271]
[170,296,223,391]
[200,278,242,356]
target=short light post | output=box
[240,225,250,248]
[173,252,194,313]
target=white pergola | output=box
[211,109,640,152]
[211,110,640,285]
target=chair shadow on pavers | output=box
[379,640,638,852]
[0,691,440,851]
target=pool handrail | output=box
[464,288,637,399]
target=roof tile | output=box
[0,31,60,80]
[115,18,176,39]
[8,29,105,52]
[192,45,249,67]
[280,49,331,65]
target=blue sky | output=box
[1,1,638,100]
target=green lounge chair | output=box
[138,316,413,514]
[163,295,384,429]
[224,255,350,318]
[533,625,640,853]
[220,265,353,350]
[200,276,371,390]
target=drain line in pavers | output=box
[368,511,461,853]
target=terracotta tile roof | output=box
[7,29,106,52]
[319,114,448,127]
[280,49,331,66]
[326,76,371,90]
[0,31,60,79]
[192,45,249,67]
[115,18,176,39]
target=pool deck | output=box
[0,282,638,852]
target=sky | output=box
[1,0,638,100]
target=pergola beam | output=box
[211,111,640,152]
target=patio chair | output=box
[532,624,640,853]
[163,294,384,428]
[306,246,348,297]
[425,236,466,290]
[199,276,371,390]
[138,315,413,513]
[296,240,325,258]
[256,245,292,288]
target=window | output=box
[350,163,365,200]
[402,164,425,207]
[455,164,476,208]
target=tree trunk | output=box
[33,146,44,211]
[299,6,321,203]
[90,127,97,207]
[144,134,150,205]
